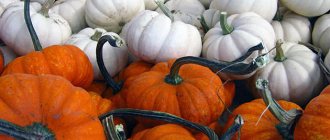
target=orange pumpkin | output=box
[0,74,105,139]
[294,85,330,139]
[89,91,114,115]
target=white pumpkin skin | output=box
[85,0,145,33]
[202,12,275,80]
[65,28,128,80]
[0,0,19,15]
[123,10,202,63]
[202,9,220,29]
[0,45,17,66]
[250,42,325,106]
[144,0,165,10]
[210,0,277,22]
[271,10,311,43]
[0,2,71,55]
[312,14,330,55]
[280,0,330,17]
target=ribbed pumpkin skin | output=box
[294,86,330,139]
[223,99,301,140]
[130,124,196,140]
[1,45,93,88]
[0,74,105,140]
[89,91,114,115]
[126,59,228,125]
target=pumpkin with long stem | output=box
[0,74,105,139]
[1,0,93,88]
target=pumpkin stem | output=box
[0,119,55,139]
[102,115,126,140]
[24,0,43,51]
[91,29,104,41]
[274,40,287,62]
[165,43,269,85]
[256,79,302,140]
[220,12,234,35]
[100,108,219,140]
[200,15,210,33]
[96,35,125,94]
[154,0,174,22]
[40,0,55,17]
[220,115,244,140]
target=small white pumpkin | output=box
[0,1,71,55]
[65,28,128,80]
[199,0,213,9]
[201,9,220,31]
[210,0,278,22]
[280,0,330,17]
[85,0,145,33]
[0,0,19,15]
[271,8,311,43]
[123,9,202,63]
[312,14,330,55]
[202,12,275,80]
[249,40,325,106]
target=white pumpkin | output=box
[210,0,278,22]
[280,0,330,17]
[0,44,17,66]
[156,0,205,36]
[123,10,202,63]
[202,12,275,80]
[249,41,325,106]
[0,0,19,15]
[85,0,145,33]
[144,0,164,10]
[271,8,311,43]
[312,14,330,55]
[0,1,71,56]
[65,28,128,80]
[199,0,213,8]
[201,9,220,31]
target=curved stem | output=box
[220,115,244,140]
[40,0,55,17]
[91,29,103,41]
[24,0,43,51]
[220,12,234,35]
[200,15,210,33]
[96,35,123,94]
[99,109,219,140]
[256,79,302,139]
[165,43,268,85]
[154,0,174,22]
[274,40,286,62]
[0,119,54,139]
[102,116,126,140]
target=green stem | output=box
[155,0,174,22]
[96,35,124,94]
[39,0,55,17]
[99,109,219,140]
[91,29,103,41]
[220,115,244,140]
[200,15,210,33]
[165,43,269,85]
[274,40,287,62]
[256,79,302,140]
[0,119,55,139]
[220,12,234,35]
[24,0,43,51]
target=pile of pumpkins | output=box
[0,0,329,139]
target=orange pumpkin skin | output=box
[117,60,153,81]
[1,45,93,88]
[125,59,229,125]
[0,74,105,140]
[294,86,330,139]
[223,99,302,140]
[194,121,223,140]
[0,49,4,73]
[89,91,114,115]
[129,124,196,140]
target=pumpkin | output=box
[0,0,19,15]
[202,12,275,80]
[223,79,302,139]
[0,44,17,67]
[123,2,202,63]
[85,0,145,33]
[144,0,165,10]
[201,9,220,32]
[194,121,223,140]
[0,48,3,73]
[0,0,71,55]
[280,0,330,17]
[312,14,330,55]
[199,0,212,9]
[65,27,128,80]
[156,0,205,36]
[249,40,325,106]
[89,91,114,115]
[0,74,105,139]
[210,0,278,22]
[272,8,311,43]
[294,85,330,139]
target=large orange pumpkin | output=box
[0,74,105,140]
[294,85,330,139]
